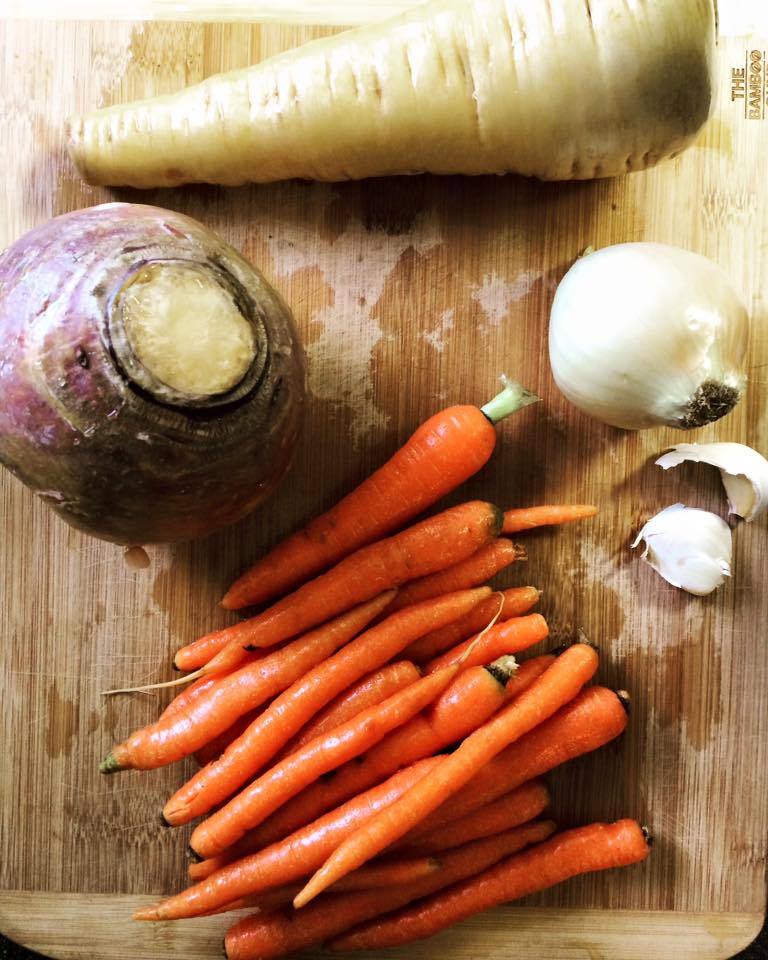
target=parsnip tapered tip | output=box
[99,753,123,775]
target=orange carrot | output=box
[400,684,629,843]
[162,588,491,827]
[231,654,521,852]
[157,675,221,721]
[403,586,541,664]
[194,709,261,768]
[100,593,393,773]
[174,630,244,673]
[216,854,442,911]
[402,780,549,854]
[329,856,440,891]
[187,662,466,858]
[384,539,526,615]
[502,504,598,534]
[277,661,421,759]
[293,642,599,906]
[193,665,605,882]
[177,500,503,679]
[133,757,443,921]
[222,382,538,611]
[331,820,650,951]
[223,820,556,959]
[489,653,555,703]
[189,654,555,880]
[423,613,549,674]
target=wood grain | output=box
[0,895,763,960]
[1,10,767,960]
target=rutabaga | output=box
[0,203,305,544]
[631,505,732,596]
[66,0,715,188]
[548,244,749,431]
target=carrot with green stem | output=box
[384,539,526,615]
[163,587,491,827]
[213,381,538,612]
[331,820,651,951]
[223,820,556,959]
[187,659,469,858]
[133,756,444,921]
[237,653,546,853]
[403,585,541,664]
[401,780,550,855]
[399,684,629,844]
[502,504,598,534]
[174,500,503,679]
[293,642,599,907]
[101,593,393,773]
[277,661,421,759]
[423,612,549,674]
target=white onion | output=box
[548,243,749,430]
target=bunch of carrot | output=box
[103,386,649,957]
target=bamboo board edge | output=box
[0,894,764,960]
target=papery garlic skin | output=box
[549,243,749,430]
[631,504,732,596]
[656,442,768,521]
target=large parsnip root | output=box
[67,0,715,189]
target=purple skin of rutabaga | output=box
[0,202,305,544]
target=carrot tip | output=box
[131,906,161,922]
[642,826,654,849]
[99,753,123,775]
[293,876,322,909]
[552,637,599,657]
[159,812,173,829]
[616,689,632,715]
[186,844,203,862]
[485,655,518,686]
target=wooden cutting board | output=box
[1,7,767,959]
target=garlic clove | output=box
[656,442,768,521]
[631,503,732,596]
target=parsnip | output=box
[67,0,715,189]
